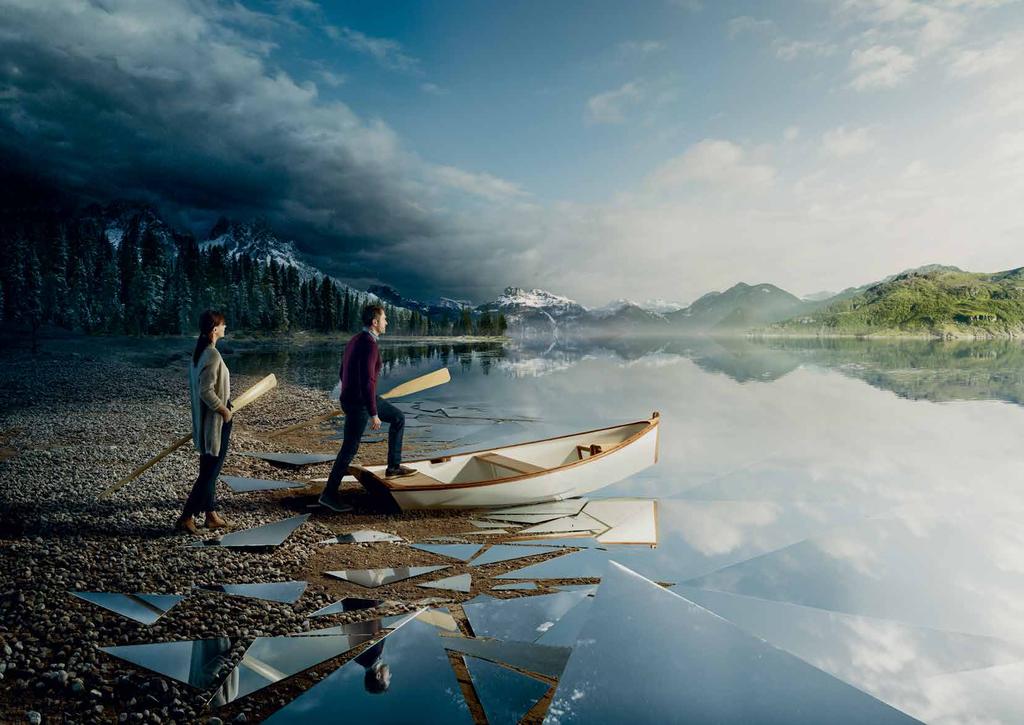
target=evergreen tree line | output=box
[0,219,508,340]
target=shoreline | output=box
[0,342,580,723]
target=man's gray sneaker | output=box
[385,465,417,478]
[318,493,353,513]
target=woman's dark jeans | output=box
[183,420,232,515]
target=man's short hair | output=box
[362,304,385,327]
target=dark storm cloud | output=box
[0,0,469,297]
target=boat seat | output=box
[350,465,445,488]
[473,452,545,475]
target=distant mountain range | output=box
[7,187,1022,339]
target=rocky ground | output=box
[0,334,582,724]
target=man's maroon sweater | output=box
[339,330,382,416]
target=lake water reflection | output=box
[235,335,1024,722]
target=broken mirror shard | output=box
[262,617,473,724]
[190,514,310,549]
[456,529,512,536]
[516,513,609,537]
[543,562,918,724]
[464,655,550,725]
[99,638,234,689]
[679,511,1024,642]
[484,500,588,517]
[238,452,336,467]
[533,594,595,648]
[470,519,520,529]
[583,499,658,545]
[320,530,403,544]
[671,584,1024,722]
[310,597,384,618]
[383,607,460,632]
[296,617,392,638]
[441,635,571,679]
[325,565,449,588]
[70,592,184,625]
[409,543,484,562]
[209,633,373,706]
[220,475,305,493]
[416,573,471,593]
[492,582,538,591]
[195,581,307,604]
[469,544,566,568]
[481,513,568,525]
[463,589,592,643]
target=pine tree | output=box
[98,247,124,333]
[459,308,473,336]
[498,313,508,335]
[44,232,71,327]
[19,245,44,351]
[68,257,92,331]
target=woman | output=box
[176,309,232,534]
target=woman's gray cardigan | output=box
[190,346,231,457]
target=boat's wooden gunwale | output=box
[361,415,660,493]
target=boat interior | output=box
[360,420,652,488]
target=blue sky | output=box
[3,0,1024,304]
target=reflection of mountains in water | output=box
[507,336,1024,406]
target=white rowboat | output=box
[350,413,660,510]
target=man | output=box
[319,304,415,513]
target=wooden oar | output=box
[100,374,278,499]
[268,367,451,439]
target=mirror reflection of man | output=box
[320,304,415,512]
[355,632,391,694]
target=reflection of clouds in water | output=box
[816,532,886,579]
[662,501,781,556]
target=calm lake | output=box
[231,335,1024,722]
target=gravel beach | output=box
[0,334,579,724]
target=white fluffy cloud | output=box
[585,81,643,125]
[820,126,877,158]
[849,44,917,89]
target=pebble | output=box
[26,712,41,725]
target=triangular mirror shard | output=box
[320,530,403,544]
[209,633,372,706]
[196,581,307,604]
[680,512,1024,642]
[442,635,571,679]
[309,597,383,618]
[470,545,566,568]
[99,638,234,689]
[517,513,609,537]
[416,573,471,593]
[325,566,449,588]
[470,519,520,529]
[263,618,473,724]
[239,452,336,467]
[409,543,484,562]
[672,585,1024,720]
[71,592,183,625]
[544,562,918,724]
[484,500,588,517]
[190,514,309,549]
[464,656,550,725]
[533,595,595,648]
[463,590,592,643]
[492,582,538,591]
[383,607,460,632]
[220,475,305,493]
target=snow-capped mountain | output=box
[83,200,182,255]
[201,218,324,281]
[480,287,588,316]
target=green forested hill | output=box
[769,267,1024,338]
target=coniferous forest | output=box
[0,186,506,343]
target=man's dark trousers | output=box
[324,397,405,498]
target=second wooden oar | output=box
[268,367,451,439]
[100,374,278,499]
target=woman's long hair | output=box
[193,310,226,366]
